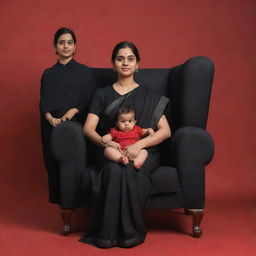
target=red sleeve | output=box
[110,128,117,139]
[135,125,143,137]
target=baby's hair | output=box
[116,106,136,120]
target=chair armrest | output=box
[170,126,214,208]
[50,121,86,163]
[171,126,214,166]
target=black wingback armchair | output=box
[51,56,215,238]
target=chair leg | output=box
[184,209,204,238]
[60,209,75,236]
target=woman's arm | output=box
[140,115,171,147]
[61,108,79,121]
[124,115,171,159]
[142,128,155,136]
[83,113,105,147]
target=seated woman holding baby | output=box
[81,41,171,248]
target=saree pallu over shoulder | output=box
[99,86,169,134]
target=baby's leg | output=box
[104,147,123,162]
[133,149,148,170]
[104,147,128,165]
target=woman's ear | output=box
[112,63,116,72]
[135,61,140,72]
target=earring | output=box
[135,69,139,73]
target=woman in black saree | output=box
[39,28,96,230]
[81,41,171,248]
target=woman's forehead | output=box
[117,47,134,56]
[58,33,73,41]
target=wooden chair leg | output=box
[185,209,204,238]
[60,209,75,236]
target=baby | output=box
[102,106,154,169]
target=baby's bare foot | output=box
[120,156,129,165]
[133,162,142,170]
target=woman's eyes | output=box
[116,56,135,62]
[58,40,74,45]
[128,57,135,62]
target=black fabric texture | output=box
[43,56,215,236]
[39,59,96,205]
[170,126,214,208]
[149,166,180,195]
[80,84,168,245]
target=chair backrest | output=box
[90,56,214,132]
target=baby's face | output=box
[116,113,136,132]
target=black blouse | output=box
[40,58,96,118]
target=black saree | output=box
[80,85,169,247]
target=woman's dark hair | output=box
[111,41,140,63]
[116,106,136,120]
[53,27,76,47]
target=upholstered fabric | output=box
[50,56,215,210]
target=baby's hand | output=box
[147,128,155,136]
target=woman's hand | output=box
[107,141,123,153]
[123,142,143,160]
[45,112,62,127]
[61,108,79,121]
[49,117,62,127]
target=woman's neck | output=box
[58,56,73,65]
[113,76,139,95]
[116,76,137,88]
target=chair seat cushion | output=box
[149,166,180,195]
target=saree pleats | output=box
[80,151,160,245]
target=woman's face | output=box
[113,47,139,77]
[55,33,76,60]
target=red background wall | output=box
[1,0,255,236]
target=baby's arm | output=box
[142,128,155,137]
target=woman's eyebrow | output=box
[116,54,135,57]
[58,39,74,42]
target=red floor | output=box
[1,180,255,256]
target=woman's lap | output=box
[81,150,160,245]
